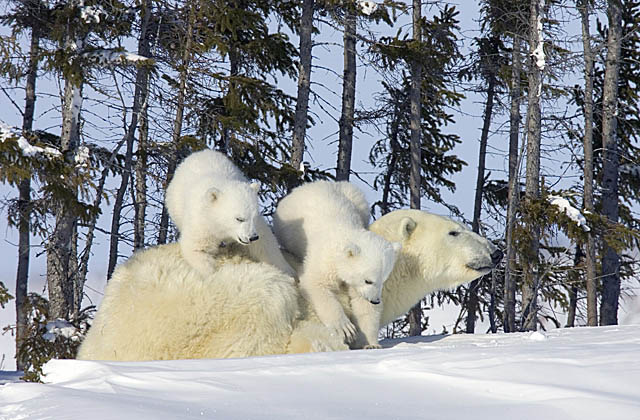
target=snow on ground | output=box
[1,325,639,420]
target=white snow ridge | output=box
[1,325,639,419]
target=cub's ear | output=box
[207,187,221,201]
[249,182,260,193]
[399,217,417,240]
[391,242,402,253]
[344,243,361,258]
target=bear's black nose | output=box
[491,249,504,265]
[249,234,260,242]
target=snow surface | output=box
[2,325,639,420]
[549,195,590,231]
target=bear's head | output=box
[370,209,503,291]
[334,231,402,304]
[190,178,262,246]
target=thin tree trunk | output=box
[290,0,314,189]
[579,0,598,326]
[503,35,522,333]
[134,0,153,250]
[465,72,496,334]
[107,0,153,277]
[521,0,544,332]
[15,26,39,370]
[158,0,196,245]
[566,245,583,327]
[599,0,623,326]
[46,31,83,320]
[380,100,403,215]
[336,5,356,181]
[407,0,423,337]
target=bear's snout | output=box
[249,234,260,242]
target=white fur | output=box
[273,180,400,349]
[165,149,294,276]
[369,209,501,325]
[77,209,500,361]
[77,243,301,361]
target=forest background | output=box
[0,0,638,377]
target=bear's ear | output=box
[399,217,417,240]
[344,243,361,258]
[207,187,221,202]
[249,182,260,193]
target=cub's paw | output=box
[329,317,357,342]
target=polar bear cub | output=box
[274,180,400,349]
[165,149,294,276]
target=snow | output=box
[0,122,61,158]
[74,145,90,167]
[42,320,81,343]
[359,1,378,15]
[84,50,154,66]
[533,0,546,72]
[80,5,105,24]
[2,325,640,419]
[548,195,590,231]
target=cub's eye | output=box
[449,231,460,237]
[236,217,246,223]
[365,279,373,285]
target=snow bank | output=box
[1,325,639,420]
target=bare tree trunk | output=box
[465,71,496,334]
[107,0,153,277]
[46,29,83,320]
[336,5,356,181]
[290,0,314,189]
[566,245,583,327]
[407,0,423,337]
[134,0,153,250]
[521,0,544,332]
[158,0,196,245]
[579,0,598,326]
[503,35,522,333]
[599,0,623,326]
[15,27,39,370]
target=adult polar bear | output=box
[78,209,502,360]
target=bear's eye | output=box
[449,231,460,237]
[364,279,373,285]
[236,217,246,223]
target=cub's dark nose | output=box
[491,249,504,265]
[370,299,380,305]
[249,234,260,242]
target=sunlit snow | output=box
[1,325,639,420]
[0,122,61,158]
[548,195,590,231]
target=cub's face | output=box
[335,231,401,304]
[198,181,262,246]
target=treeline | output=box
[0,0,638,376]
